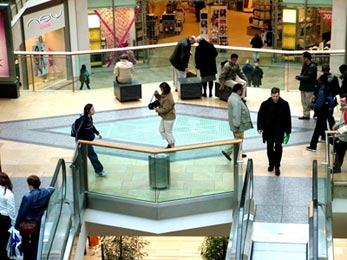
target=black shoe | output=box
[275,167,280,176]
[268,165,274,172]
[306,146,317,152]
[242,154,247,158]
[209,93,213,97]
[298,116,310,120]
[202,93,207,97]
[222,151,231,161]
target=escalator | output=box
[226,159,333,260]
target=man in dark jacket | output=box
[170,36,196,89]
[15,175,55,260]
[195,36,218,97]
[257,87,292,176]
[295,51,317,120]
[76,103,106,177]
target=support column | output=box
[330,0,347,73]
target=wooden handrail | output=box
[78,139,242,154]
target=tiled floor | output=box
[1,8,345,260]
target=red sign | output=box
[318,10,332,26]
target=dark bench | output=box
[177,77,202,99]
[114,79,142,102]
[214,81,232,101]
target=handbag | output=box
[148,95,160,110]
[186,71,197,78]
[19,220,39,236]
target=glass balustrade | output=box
[14,46,344,92]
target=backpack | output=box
[71,116,82,137]
[324,87,337,110]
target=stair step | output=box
[252,241,307,260]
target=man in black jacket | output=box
[170,36,196,89]
[295,51,317,120]
[257,87,292,176]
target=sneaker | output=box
[306,146,317,152]
[95,170,108,177]
[222,151,231,161]
[318,139,326,143]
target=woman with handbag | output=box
[154,82,176,148]
[0,172,16,260]
[15,175,55,260]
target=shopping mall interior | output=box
[1,0,347,259]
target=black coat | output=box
[194,39,218,77]
[257,97,292,143]
[170,37,192,71]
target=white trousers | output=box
[173,68,186,88]
[224,75,248,97]
[159,118,175,145]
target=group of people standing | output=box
[0,173,54,260]
[296,51,347,172]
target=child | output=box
[251,63,263,88]
[79,64,90,90]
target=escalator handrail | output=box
[311,160,319,260]
[234,158,254,260]
[37,158,67,259]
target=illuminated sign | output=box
[23,4,65,39]
[26,10,63,30]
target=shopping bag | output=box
[7,226,23,259]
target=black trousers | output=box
[310,113,328,149]
[0,214,11,260]
[266,137,283,168]
[334,140,347,171]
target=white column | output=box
[330,0,347,74]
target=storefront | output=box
[22,3,67,90]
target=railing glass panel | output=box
[75,140,241,203]
[14,46,345,92]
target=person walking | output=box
[221,84,253,161]
[79,64,91,90]
[257,87,292,176]
[0,172,16,260]
[114,54,133,84]
[15,175,55,260]
[295,51,317,119]
[339,64,347,94]
[195,35,218,97]
[169,36,196,89]
[306,77,334,152]
[250,33,263,62]
[219,53,248,98]
[251,63,263,88]
[76,103,107,177]
[154,82,176,148]
[242,60,254,87]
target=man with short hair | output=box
[295,51,317,120]
[257,87,292,176]
[221,83,253,161]
[219,53,248,97]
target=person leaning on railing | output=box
[332,94,347,173]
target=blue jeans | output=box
[88,145,104,173]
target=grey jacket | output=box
[227,92,253,132]
[219,61,247,87]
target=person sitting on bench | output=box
[114,54,133,84]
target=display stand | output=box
[146,14,159,44]
[210,5,228,46]
[200,9,208,38]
